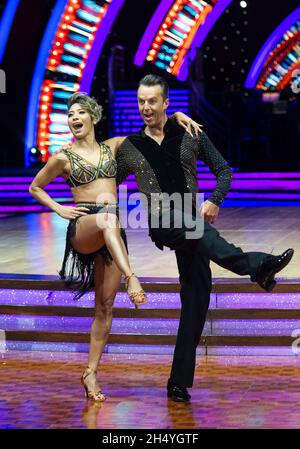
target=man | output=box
[116,74,294,402]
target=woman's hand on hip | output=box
[55,205,90,220]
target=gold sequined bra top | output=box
[62,143,117,188]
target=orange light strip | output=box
[145,0,216,76]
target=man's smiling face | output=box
[137,84,169,127]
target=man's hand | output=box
[173,112,203,137]
[54,142,72,155]
[199,200,219,224]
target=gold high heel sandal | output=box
[124,273,147,308]
[81,367,106,401]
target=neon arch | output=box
[134,0,232,81]
[25,0,125,166]
[245,7,300,91]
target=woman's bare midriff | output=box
[70,178,118,204]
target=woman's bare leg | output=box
[97,214,146,302]
[83,254,121,398]
[71,213,146,304]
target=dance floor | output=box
[1,351,300,429]
[0,206,299,277]
[0,206,299,429]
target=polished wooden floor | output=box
[1,351,300,429]
[0,207,299,278]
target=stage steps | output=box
[1,275,300,356]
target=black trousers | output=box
[150,214,268,388]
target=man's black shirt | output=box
[116,118,233,208]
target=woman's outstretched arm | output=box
[103,113,202,155]
[61,113,201,156]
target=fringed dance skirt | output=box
[59,202,127,300]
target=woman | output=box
[29,92,200,402]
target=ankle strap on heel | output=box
[83,366,97,379]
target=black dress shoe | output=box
[255,248,294,292]
[167,379,191,402]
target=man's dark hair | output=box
[138,74,169,100]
